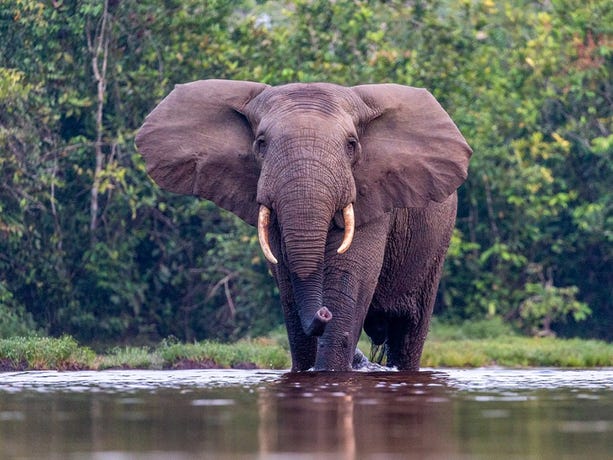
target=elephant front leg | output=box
[313,216,390,371]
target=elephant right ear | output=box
[135,79,269,226]
[351,84,472,225]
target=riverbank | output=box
[0,336,290,372]
[1,331,612,371]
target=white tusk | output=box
[337,203,355,254]
[257,205,278,264]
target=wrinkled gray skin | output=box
[136,80,472,371]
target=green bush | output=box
[0,284,38,338]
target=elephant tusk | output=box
[257,205,278,265]
[337,203,355,254]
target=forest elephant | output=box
[135,79,472,371]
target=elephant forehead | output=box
[251,83,362,118]
[268,114,355,138]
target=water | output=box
[1,368,612,459]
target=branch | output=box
[205,272,238,304]
[204,270,239,319]
[89,0,110,235]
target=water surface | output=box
[1,368,612,459]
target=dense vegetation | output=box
[1,1,611,346]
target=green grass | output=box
[0,335,96,370]
[420,317,613,367]
[98,346,164,370]
[158,338,290,370]
[421,337,613,367]
[0,326,611,371]
[0,336,290,371]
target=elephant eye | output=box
[346,137,360,161]
[253,136,267,158]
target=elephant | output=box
[135,79,472,371]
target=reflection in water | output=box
[258,371,456,458]
[0,369,612,459]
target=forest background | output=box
[0,0,611,347]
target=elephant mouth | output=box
[256,203,355,265]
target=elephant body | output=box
[136,80,471,371]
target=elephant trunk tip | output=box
[303,307,332,337]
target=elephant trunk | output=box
[291,270,332,337]
[275,186,337,338]
[282,214,331,337]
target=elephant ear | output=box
[135,79,269,226]
[351,84,472,225]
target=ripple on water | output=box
[558,420,613,433]
[441,367,613,392]
[0,411,25,421]
[0,368,612,394]
[0,369,284,393]
[190,399,235,406]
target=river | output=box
[1,368,612,459]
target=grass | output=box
[0,335,290,371]
[0,320,611,371]
[98,346,165,370]
[421,337,613,368]
[157,337,290,370]
[0,335,96,370]
[420,318,613,367]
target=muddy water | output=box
[1,368,612,459]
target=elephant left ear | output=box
[351,84,472,224]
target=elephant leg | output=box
[384,262,443,370]
[372,203,455,370]
[364,309,388,346]
[313,215,390,371]
[385,304,433,371]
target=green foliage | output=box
[0,336,96,370]
[0,0,610,344]
[519,283,591,336]
[0,283,37,338]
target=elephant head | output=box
[135,79,471,353]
